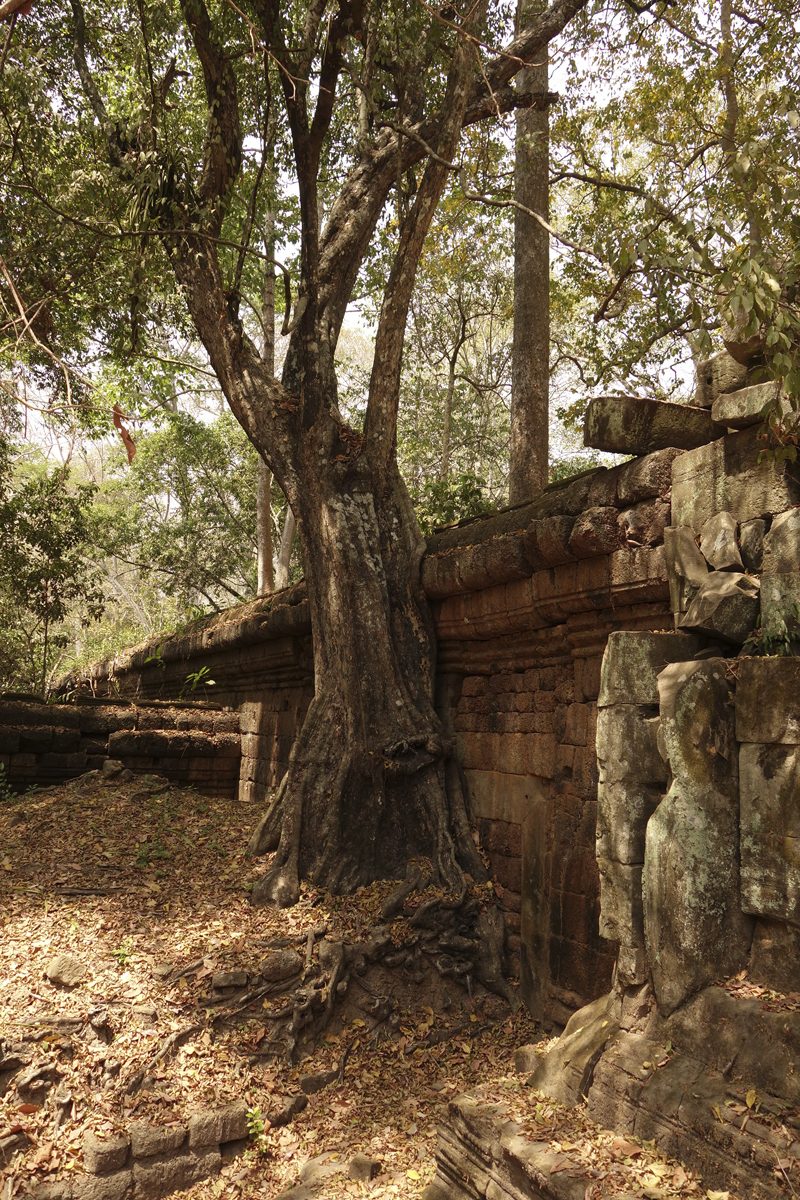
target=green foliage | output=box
[412,472,495,537]
[0,439,104,693]
[94,411,263,611]
[742,600,800,657]
[0,763,16,804]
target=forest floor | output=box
[0,777,720,1200]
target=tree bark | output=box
[70,0,586,905]
[509,0,550,504]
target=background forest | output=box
[1,0,798,694]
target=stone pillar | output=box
[644,659,753,1015]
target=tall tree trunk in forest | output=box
[509,1,550,504]
[257,209,275,595]
[70,0,587,905]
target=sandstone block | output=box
[740,742,800,925]
[598,630,706,707]
[584,395,718,456]
[671,427,800,534]
[616,944,649,987]
[695,350,753,405]
[663,525,708,616]
[596,778,665,865]
[678,571,760,644]
[187,1100,248,1148]
[617,498,670,548]
[132,1149,220,1200]
[711,379,783,428]
[763,507,800,574]
[72,1169,133,1200]
[46,954,87,987]
[598,857,644,945]
[596,706,667,785]
[569,506,623,558]
[259,948,302,982]
[736,658,800,743]
[694,350,749,406]
[699,511,743,570]
[740,517,766,573]
[522,514,575,569]
[129,1122,186,1159]
[83,1133,130,1175]
[617,447,684,504]
[645,661,753,1015]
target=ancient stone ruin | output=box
[6,348,798,1198]
[424,353,800,1199]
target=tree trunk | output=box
[248,453,483,905]
[273,505,296,591]
[257,459,274,594]
[509,0,550,503]
[257,206,276,595]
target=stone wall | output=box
[0,698,241,798]
[63,449,682,1025]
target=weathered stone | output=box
[299,1068,338,1095]
[694,350,749,407]
[527,993,619,1106]
[101,759,123,778]
[72,1169,133,1200]
[763,506,800,574]
[46,954,87,987]
[699,511,743,570]
[740,742,800,926]
[259,948,303,982]
[598,858,643,945]
[348,1153,381,1182]
[584,395,718,456]
[210,970,247,989]
[644,661,753,1015]
[522,513,576,568]
[736,658,800,743]
[596,778,665,865]
[513,1044,543,1074]
[83,1132,130,1174]
[671,427,800,534]
[760,572,800,642]
[596,707,667,785]
[740,517,767,573]
[298,1153,346,1185]
[617,498,670,548]
[663,525,708,617]
[678,571,760,644]
[132,1149,220,1199]
[617,447,684,505]
[711,380,784,429]
[129,1121,186,1159]
[187,1100,248,1148]
[568,506,623,558]
[598,630,705,707]
[616,945,649,987]
[748,919,800,993]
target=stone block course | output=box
[132,1148,220,1200]
[671,426,800,533]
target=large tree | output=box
[2,0,587,904]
